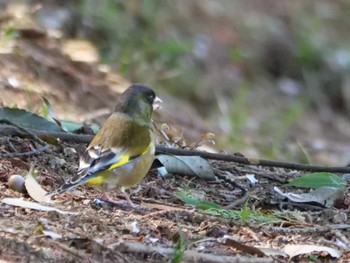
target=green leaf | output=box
[172,232,187,263]
[0,107,61,132]
[287,173,346,189]
[240,199,250,222]
[176,192,222,210]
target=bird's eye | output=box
[147,94,155,102]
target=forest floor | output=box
[1,5,350,263]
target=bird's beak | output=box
[153,96,162,111]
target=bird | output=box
[48,84,162,206]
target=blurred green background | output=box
[4,0,350,164]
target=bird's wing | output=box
[73,143,151,184]
[49,144,150,196]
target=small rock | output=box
[8,174,26,193]
[63,147,77,157]
[333,212,348,224]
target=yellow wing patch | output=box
[107,155,130,170]
[85,144,152,186]
[86,176,105,185]
[85,155,129,185]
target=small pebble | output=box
[8,175,26,193]
[63,147,77,157]
[333,212,348,224]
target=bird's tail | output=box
[46,182,79,198]
[46,169,94,198]
[46,174,91,198]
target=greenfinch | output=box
[49,84,162,206]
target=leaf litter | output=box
[1,135,350,262]
[0,7,350,262]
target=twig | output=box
[224,191,250,210]
[152,120,184,148]
[0,144,50,158]
[1,124,350,173]
[109,241,278,263]
[235,167,290,183]
[333,230,350,249]
[6,137,18,152]
[0,122,51,159]
[0,120,47,146]
[213,169,247,193]
[0,124,92,144]
[156,146,350,173]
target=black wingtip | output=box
[46,183,76,197]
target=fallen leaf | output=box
[1,198,76,215]
[156,155,216,181]
[25,164,51,203]
[0,107,61,131]
[283,244,342,259]
[257,247,288,257]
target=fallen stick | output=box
[1,124,350,173]
[111,241,276,263]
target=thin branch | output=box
[0,144,50,158]
[223,191,250,210]
[1,124,350,173]
[111,241,278,263]
[156,146,350,173]
[0,122,50,159]
[0,120,47,146]
[0,124,92,144]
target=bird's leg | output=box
[100,189,136,208]
[122,190,135,207]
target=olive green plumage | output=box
[49,84,160,202]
